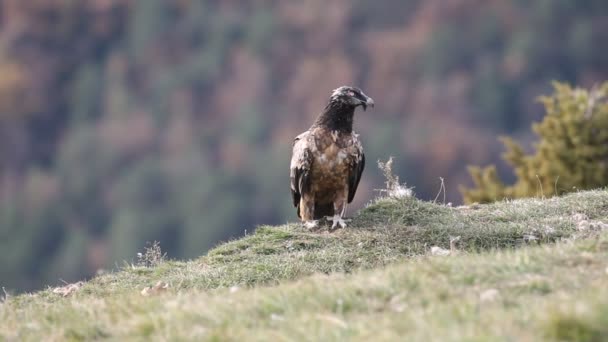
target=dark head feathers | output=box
[313,86,374,132]
[329,86,375,111]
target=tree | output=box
[461,81,608,204]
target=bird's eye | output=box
[347,91,355,97]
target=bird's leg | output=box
[300,195,319,230]
[325,194,349,230]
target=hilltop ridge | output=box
[1,189,608,340]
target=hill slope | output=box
[1,190,608,340]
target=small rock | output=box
[592,221,608,231]
[270,313,284,321]
[431,246,450,256]
[389,294,407,313]
[480,288,500,302]
[572,213,588,221]
[577,220,590,231]
[53,282,83,297]
[141,281,169,297]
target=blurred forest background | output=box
[0,0,607,292]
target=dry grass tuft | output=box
[136,241,166,268]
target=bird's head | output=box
[329,86,375,111]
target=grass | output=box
[1,189,608,341]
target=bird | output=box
[290,86,374,230]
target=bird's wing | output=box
[347,134,365,203]
[290,131,314,212]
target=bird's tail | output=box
[313,203,333,220]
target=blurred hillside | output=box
[0,0,607,291]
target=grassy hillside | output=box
[1,189,608,341]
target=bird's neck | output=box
[312,102,355,133]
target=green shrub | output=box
[461,81,608,204]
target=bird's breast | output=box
[312,143,351,179]
[310,129,357,178]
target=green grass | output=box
[1,190,608,341]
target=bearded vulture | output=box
[290,86,374,230]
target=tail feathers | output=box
[313,203,333,220]
[296,202,334,220]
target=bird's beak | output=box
[361,95,374,111]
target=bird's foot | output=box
[303,220,320,230]
[325,215,351,230]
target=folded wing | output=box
[347,137,365,203]
[290,132,313,217]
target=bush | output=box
[461,81,608,204]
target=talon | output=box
[325,215,350,229]
[304,220,319,230]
